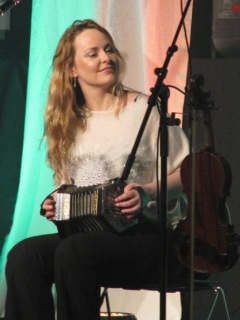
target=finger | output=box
[45,211,56,220]
[122,198,139,208]
[121,205,140,214]
[44,198,56,206]
[42,199,56,210]
[115,189,139,203]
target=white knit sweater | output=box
[67,95,189,188]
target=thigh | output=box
[59,230,162,287]
[56,228,186,288]
[97,231,162,287]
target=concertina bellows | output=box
[53,178,138,238]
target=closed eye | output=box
[85,44,115,58]
[88,52,97,57]
[105,44,115,54]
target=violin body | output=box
[176,150,239,273]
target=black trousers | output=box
[5,224,185,320]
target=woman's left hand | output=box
[114,183,142,218]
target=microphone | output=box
[0,0,22,16]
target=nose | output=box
[100,50,112,63]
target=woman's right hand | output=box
[41,191,58,221]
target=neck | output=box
[84,90,117,111]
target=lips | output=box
[100,66,114,72]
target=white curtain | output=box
[0,1,193,318]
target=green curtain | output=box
[0,0,97,314]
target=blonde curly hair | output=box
[44,19,127,184]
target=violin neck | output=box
[204,108,215,152]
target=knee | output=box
[5,239,35,283]
[7,239,33,270]
[54,234,95,269]
[6,237,50,277]
[54,237,79,268]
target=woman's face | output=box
[71,28,118,92]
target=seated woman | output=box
[5,19,189,320]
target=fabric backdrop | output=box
[0,1,192,318]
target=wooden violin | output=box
[175,74,239,273]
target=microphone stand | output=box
[121,1,192,319]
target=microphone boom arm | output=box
[0,0,22,16]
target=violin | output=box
[175,74,239,273]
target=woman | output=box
[5,19,189,320]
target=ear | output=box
[69,66,78,78]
